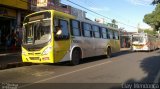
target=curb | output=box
[0,62,37,70]
[0,52,21,56]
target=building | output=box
[0,0,86,50]
[0,0,29,48]
[30,0,86,19]
[120,30,137,48]
[30,0,70,13]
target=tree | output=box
[143,4,160,31]
[112,19,117,25]
[152,0,160,5]
[144,29,157,35]
[138,28,158,35]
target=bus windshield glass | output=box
[23,12,51,46]
[23,19,51,45]
[132,36,144,43]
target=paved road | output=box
[0,50,160,89]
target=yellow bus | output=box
[22,10,120,65]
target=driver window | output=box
[54,19,69,40]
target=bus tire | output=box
[71,49,81,66]
[107,47,112,58]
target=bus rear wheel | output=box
[71,49,81,66]
[107,48,112,58]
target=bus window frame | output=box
[82,22,92,37]
[92,25,101,38]
[114,31,119,40]
[54,18,70,41]
[112,31,116,39]
[70,19,81,36]
[108,29,114,39]
[101,27,109,39]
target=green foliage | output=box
[112,19,116,24]
[138,28,157,35]
[152,0,160,5]
[144,29,157,35]
[143,4,160,31]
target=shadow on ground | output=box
[50,50,133,66]
[111,54,160,89]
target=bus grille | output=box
[28,53,41,55]
[29,57,40,60]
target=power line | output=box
[66,0,137,29]
[67,0,112,20]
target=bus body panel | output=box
[52,10,75,63]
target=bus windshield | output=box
[23,19,51,45]
[132,36,144,43]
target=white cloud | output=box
[127,0,153,6]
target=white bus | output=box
[131,33,158,51]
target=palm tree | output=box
[152,0,160,5]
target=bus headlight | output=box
[42,47,52,55]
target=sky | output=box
[61,0,156,32]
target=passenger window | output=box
[108,30,113,39]
[93,25,100,38]
[113,31,115,39]
[101,28,108,39]
[71,20,81,36]
[82,23,92,37]
[114,31,119,40]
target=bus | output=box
[22,10,120,65]
[131,33,158,51]
[156,37,160,49]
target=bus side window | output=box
[106,28,110,39]
[107,29,110,39]
[70,20,81,36]
[82,22,92,37]
[101,27,107,39]
[54,19,69,40]
[93,25,101,38]
[114,31,119,40]
[109,30,113,39]
[113,31,115,39]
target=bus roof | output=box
[24,10,119,31]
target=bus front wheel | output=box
[71,49,81,65]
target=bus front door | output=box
[54,19,70,63]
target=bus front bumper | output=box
[22,53,54,63]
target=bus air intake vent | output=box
[29,57,40,60]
